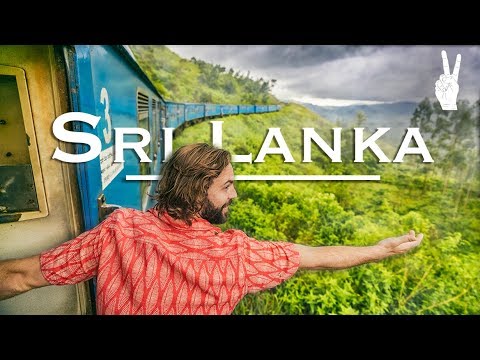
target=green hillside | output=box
[130,45,277,104]
[130,46,480,314]
[173,103,480,315]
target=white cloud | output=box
[291,97,387,107]
[167,45,480,105]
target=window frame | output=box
[0,65,48,221]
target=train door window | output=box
[0,65,48,223]
[136,90,150,203]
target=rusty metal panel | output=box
[0,164,39,214]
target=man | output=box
[0,143,423,314]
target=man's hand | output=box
[296,230,423,270]
[376,230,423,257]
[435,50,461,111]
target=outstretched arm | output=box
[0,255,50,301]
[294,230,423,270]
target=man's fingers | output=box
[397,238,422,252]
[381,233,412,247]
[379,231,423,250]
[452,54,461,82]
[441,50,450,75]
[397,231,423,251]
[407,230,423,242]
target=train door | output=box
[0,46,92,314]
[66,45,148,229]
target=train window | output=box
[0,66,48,223]
[137,90,150,203]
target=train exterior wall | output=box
[71,45,163,229]
[0,44,281,314]
[0,46,92,314]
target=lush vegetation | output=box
[130,45,277,105]
[134,45,480,314]
[172,103,480,315]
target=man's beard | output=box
[200,199,233,224]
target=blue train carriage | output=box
[268,104,280,112]
[62,45,164,227]
[165,101,185,128]
[220,104,239,116]
[205,103,222,117]
[254,105,269,113]
[239,105,255,114]
[0,45,164,314]
[184,103,206,122]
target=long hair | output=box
[153,143,231,225]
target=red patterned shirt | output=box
[40,208,299,315]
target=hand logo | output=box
[435,50,461,111]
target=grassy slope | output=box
[130,45,277,104]
[130,45,480,314]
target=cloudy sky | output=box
[167,45,480,106]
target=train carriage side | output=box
[165,101,185,129]
[0,45,165,314]
[0,45,281,315]
[205,103,221,117]
[185,103,205,122]
[239,105,255,114]
[69,45,165,227]
[220,104,239,116]
[0,45,93,314]
[255,105,269,113]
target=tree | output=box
[410,98,478,201]
[354,111,367,128]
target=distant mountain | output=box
[300,101,419,145]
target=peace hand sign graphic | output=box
[435,50,461,110]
